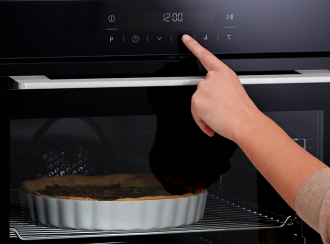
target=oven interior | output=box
[8,84,325,243]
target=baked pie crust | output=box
[22,173,204,201]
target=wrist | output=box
[231,109,269,147]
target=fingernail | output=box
[182,34,192,42]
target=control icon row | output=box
[109,34,234,43]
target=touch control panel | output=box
[1,0,330,59]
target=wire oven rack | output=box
[10,192,292,241]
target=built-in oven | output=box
[1,0,330,243]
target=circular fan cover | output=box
[36,141,95,178]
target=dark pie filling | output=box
[38,183,173,201]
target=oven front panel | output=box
[1,0,330,60]
[2,0,330,241]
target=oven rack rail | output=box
[10,194,292,241]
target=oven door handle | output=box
[9,70,330,89]
[8,75,205,90]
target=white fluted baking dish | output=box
[20,181,207,230]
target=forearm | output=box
[181,35,330,211]
[234,112,328,210]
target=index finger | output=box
[182,34,227,72]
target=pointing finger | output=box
[182,34,228,72]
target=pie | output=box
[22,173,204,201]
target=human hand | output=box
[182,34,263,143]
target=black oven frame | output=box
[2,0,330,241]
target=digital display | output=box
[127,12,215,32]
[163,13,184,23]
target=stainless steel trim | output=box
[9,70,330,90]
[9,76,205,90]
[239,69,330,85]
[10,194,291,240]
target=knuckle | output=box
[191,93,199,108]
[196,79,206,91]
[191,98,202,117]
[226,67,236,76]
[201,50,213,60]
[206,70,217,79]
[224,66,235,76]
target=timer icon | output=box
[132,35,139,43]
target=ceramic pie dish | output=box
[20,174,207,230]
